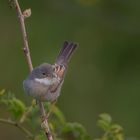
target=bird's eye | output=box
[42,72,46,75]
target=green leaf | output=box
[110,124,123,134]
[0,92,26,119]
[97,113,112,131]
[97,120,110,131]
[114,134,124,140]
[96,114,124,140]
[8,97,26,118]
[62,122,91,140]
[99,113,112,124]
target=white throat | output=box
[35,78,53,85]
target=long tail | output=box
[55,41,78,65]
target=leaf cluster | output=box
[96,113,124,140]
[0,89,125,140]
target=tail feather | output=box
[57,41,69,59]
[63,43,77,62]
[55,41,78,65]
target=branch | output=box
[0,118,34,139]
[14,0,33,72]
[39,102,53,140]
[12,0,53,139]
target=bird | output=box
[23,41,78,103]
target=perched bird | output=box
[23,41,78,102]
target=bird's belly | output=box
[23,79,60,102]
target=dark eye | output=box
[42,72,46,75]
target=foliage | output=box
[95,113,124,140]
[0,89,26,119]
[0,89,125,140]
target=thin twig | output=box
[0,118,34,139]
[14,0,33,72]
[38,102,53,140]
[13,0,53,139]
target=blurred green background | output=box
[0,0,140,139]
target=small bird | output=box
[23,41,78,102]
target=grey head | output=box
[29,63,56,80]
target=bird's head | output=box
[29,63,59,85]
